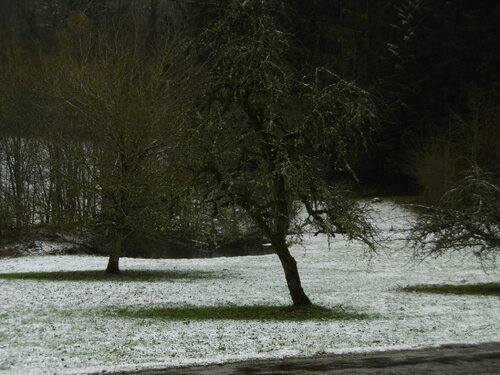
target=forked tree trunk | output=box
[274,239,312,307]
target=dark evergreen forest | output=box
[0,0,498,262]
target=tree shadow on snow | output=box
[109,304,371,321]
[401,282,500,296]
[0,269,220,282]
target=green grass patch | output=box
[109,304,370,321]
[0,269,217,282]
[401,282,500,296]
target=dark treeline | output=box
[0,1,498,266]
[1,0,498,186]
[287,0,499,194]
[0,0,259,263]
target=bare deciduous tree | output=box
[0,25,44,235]
[186,0,378,306]
[49,14,180,273]
[410,163,499,264]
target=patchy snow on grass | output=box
[21,241,75,256]
[0,202,499,374]
[1,232,91,257]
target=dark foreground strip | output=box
[97,342,500,375]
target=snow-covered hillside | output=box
[0,202,498,374]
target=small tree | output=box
[49,13,180,273]
[186,0,377,306]
[410,163,499,264]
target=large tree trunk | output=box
[269,173,312,307]
[105,235,122,274]
[105,254,120,274]
[274,239,312,307]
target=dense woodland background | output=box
[0,0,498,260]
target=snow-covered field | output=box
[0,202,498,374]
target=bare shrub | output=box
[410,163,499,264]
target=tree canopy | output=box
[183,0,378,305]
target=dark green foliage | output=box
[402,283,500,296]
[374,0,500,184]
[0,269,218,282]
[109,304,370,321]
[287,1,500,187]
[409,86,499,203]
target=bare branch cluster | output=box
[182,0,379,305]
[410,163,499,264]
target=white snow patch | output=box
[22,241,74,256]
[0,202,498,374]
